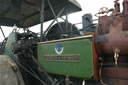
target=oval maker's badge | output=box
[55,43,64,55]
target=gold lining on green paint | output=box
[44,54,80,62]
[38,35,93,44]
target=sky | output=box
[0,0,124,42]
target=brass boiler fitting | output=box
[114,48,120,66]
[114,49,120,85]
[95,7,114,17]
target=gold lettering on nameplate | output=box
[44,55,80,62]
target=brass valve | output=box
[95,7,114,17]
[114,48,120,66]
[114,52,119,65]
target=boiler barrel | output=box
[95,16,128,56]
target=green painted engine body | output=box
[4,32,17,60]
[4,32,97,79]
[38,35,96,79]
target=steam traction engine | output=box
[1,0,128,85]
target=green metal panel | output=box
[38,36,95,79]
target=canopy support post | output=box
[65,5,69,33]
[40,0,44,41]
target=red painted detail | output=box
[93,33,99,81]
